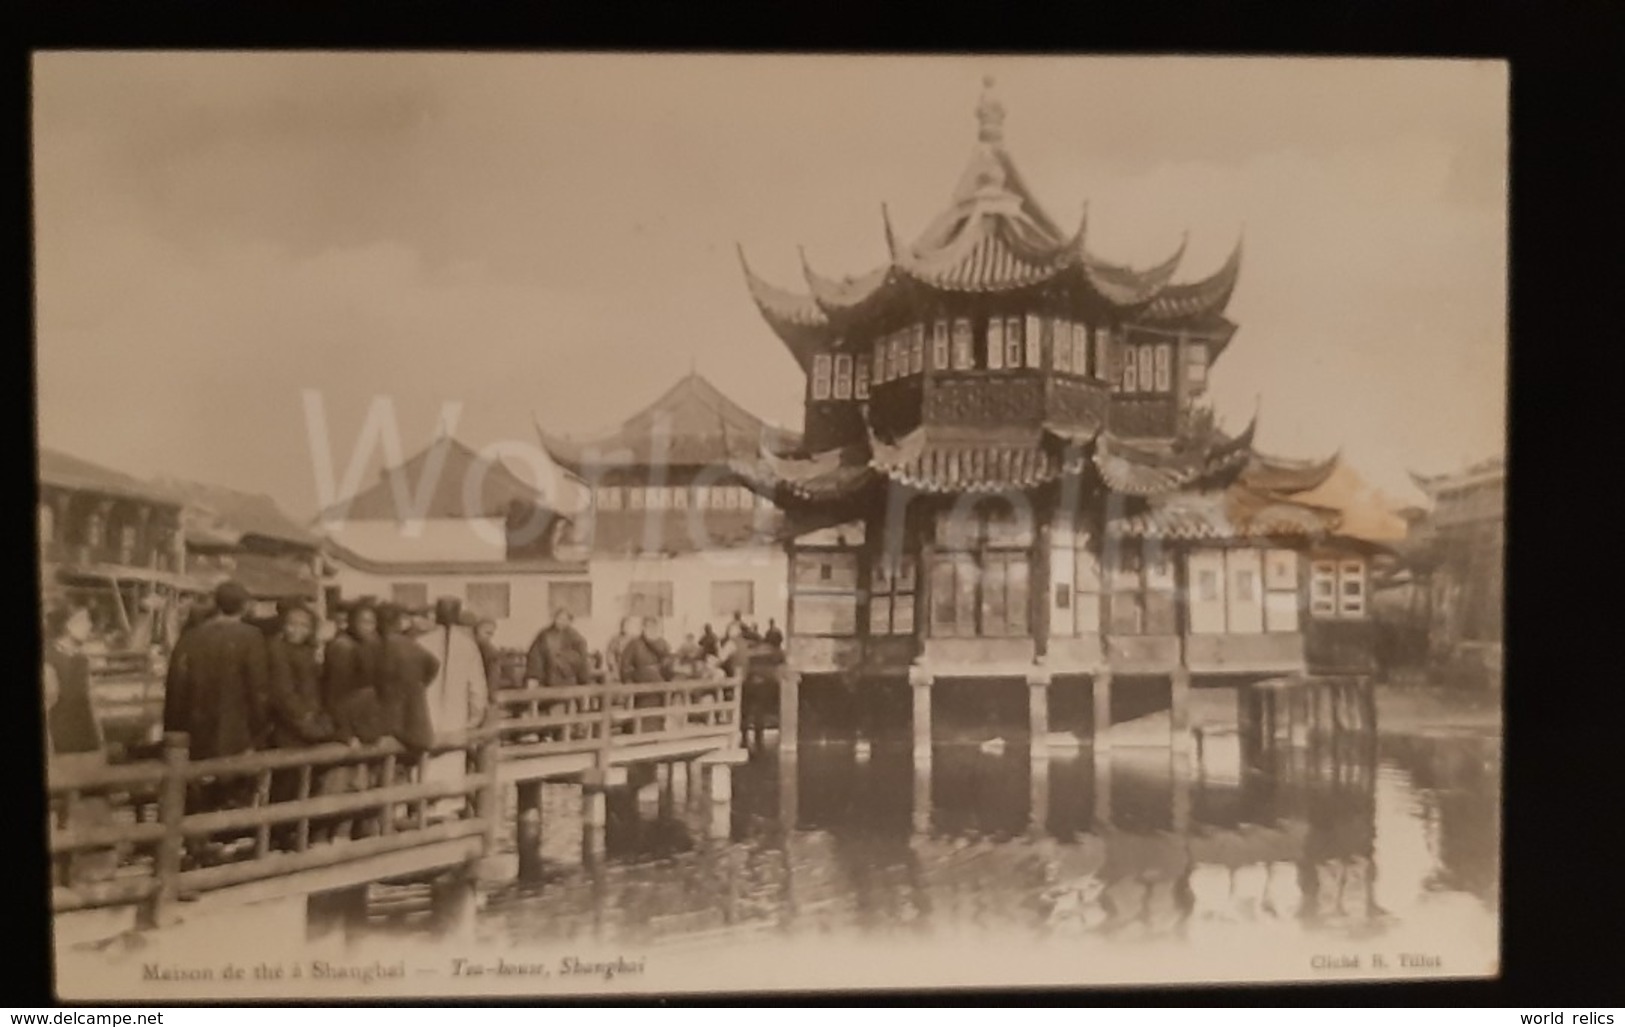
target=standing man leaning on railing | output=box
[43,604,118,888]
[161,580,271,819]
[522,607,593,741]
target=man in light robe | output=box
[417,597,490,822]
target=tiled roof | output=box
[1107,487,1340,541]
[1240,450,1342,496]
[538,373,801,474]
[1141,241,1243,324]
[869,428,1088,494]
[1092,419,1256,496]
[158,477,321,549]
[741,84,1244,340]
[319,435,555,524]
[38,448,181,508]
[731,447,877,504]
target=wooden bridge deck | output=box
[48,677,744,934]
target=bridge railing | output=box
[49,678,744,921]
[491,677,743,761]
[47,728,502,923]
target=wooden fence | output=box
[48,676,743,923]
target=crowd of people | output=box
[42,582,784,879]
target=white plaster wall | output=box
[323,518,508,563]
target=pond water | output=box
[452,691,1501,981]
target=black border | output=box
[11,0,1625,1009]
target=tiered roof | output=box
[536,372,801,475]
[740,77,1242,370]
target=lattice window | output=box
[812,353,832,400]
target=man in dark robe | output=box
[265,603,337,845]
[164,580,271,813]
[316,598,386,842]
[523,608,592,687]
[378,602,440,754]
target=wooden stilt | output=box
[1170,667,1192,757]
[515,780,544,881]
[778,666,800,755]
[910,663,934,765]
[1027,666,1051,757]
[1093,670,1114,754]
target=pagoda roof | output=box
[1091,416,1257,496]
[741,78,1243,353]
[536,372,802,474]
[869,425,1090,495]
[318,435,556,525]
[731,409,1290,504]
[1105,485,1341,542]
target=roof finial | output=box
[976,74,1005,144]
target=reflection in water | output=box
[466,717,1500,955]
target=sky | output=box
[33,54,1507,518]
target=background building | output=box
[158,478,327,621]
[535,372,798,646]
[320,434,585,648]
[1408,457,1504,687]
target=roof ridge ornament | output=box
[976,75,1005,144]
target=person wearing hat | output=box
[161,580,271,815]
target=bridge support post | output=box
[909,662,933,765]
[581,769,609,858]
[1093,751,1113,828]
[1092,670,1114,755]
[700,748,749,805]
[1028,750,1049,838]
[515,781,545,882]
[1027,665,1051,758]
[431,867,478,945]
[778,666,800,754]
[1170,667,1192,757]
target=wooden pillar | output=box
[1093,752,1113,828]
[1092,670,1113,753]
[701,748,749,805]
[1170,541,1192,758]
[912,758,931,836]
[909,662,933,764]
[778,665,800,755]
[140,731,189,930]
[515,780,545,881]
[1171,754,1191,835]
[580,769,609,859]
[1236,686,1257,762]
[430,867,478,945]
[778,749,798,834]
[1031,499,1053,663]
[1169,666,1192,757]
[1027,666,1051,754]
[1028,750,1050,838]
